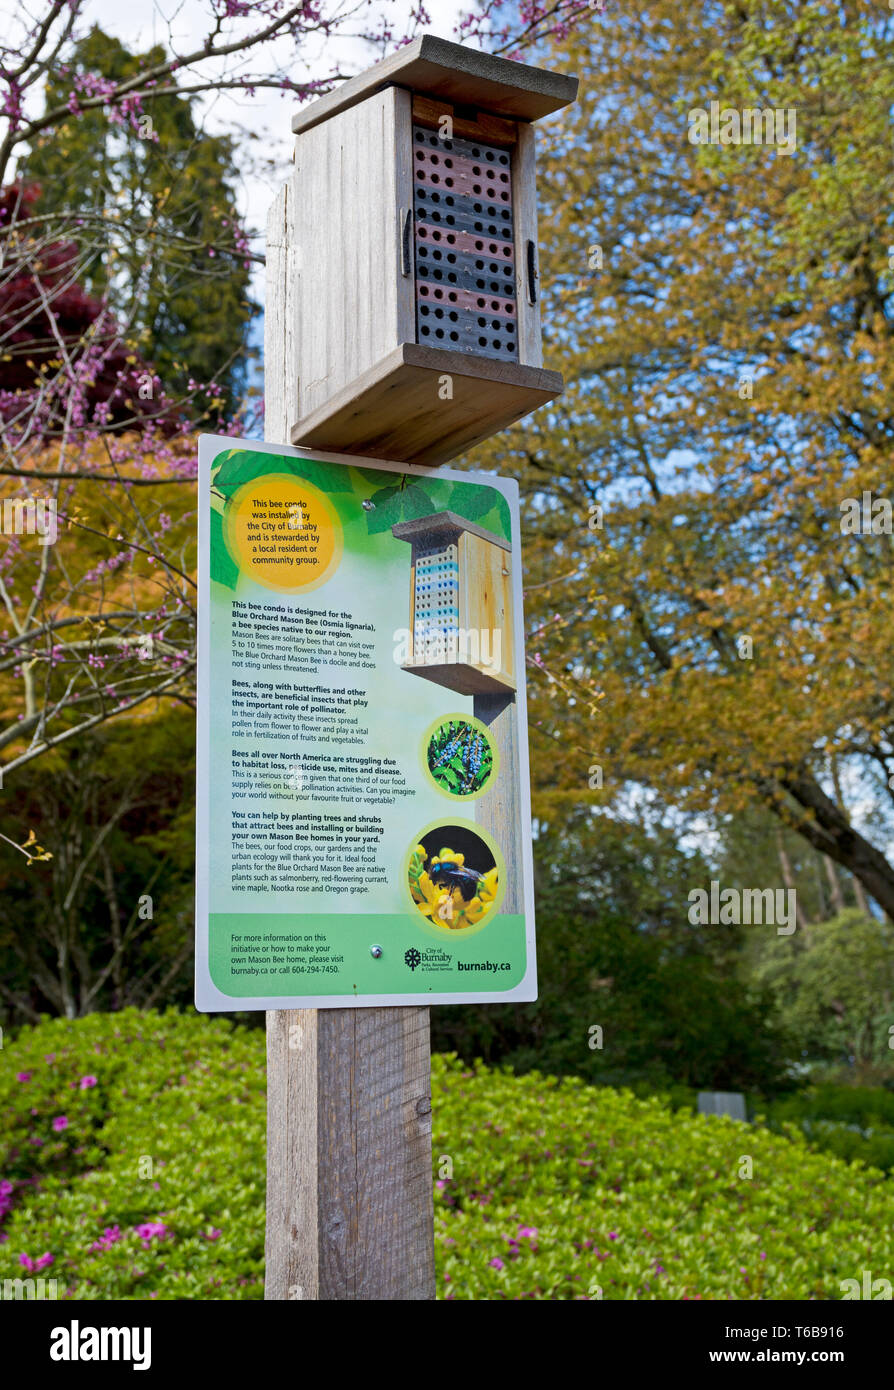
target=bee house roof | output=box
[291,35,579,135]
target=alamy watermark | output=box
[393,625,502,672]
[2,1276,58,1299]
[839,1270,892,1300]
[688,101,797,156]
[0,496,57,546]
[839,492,892,535]
[687,881,797,935]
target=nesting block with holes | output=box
[391,510,514,695]
[287,36,578,467]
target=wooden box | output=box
[286,36,578,466]
[392,511,514,695]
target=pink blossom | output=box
[52,1116,69,1132]
[135,1221,171,1248]
[88,1226,122,1253]
[19,1251,53,1272]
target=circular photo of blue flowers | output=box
[423,715,497,799]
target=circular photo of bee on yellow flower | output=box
[408,826,500,931]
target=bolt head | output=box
[370,944,383,958]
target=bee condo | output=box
[392,510,514,695]
[287,36,578,466]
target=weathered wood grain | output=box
[473,692,523,914]
[291,342,563,466]
[411,93,518,148]
[512,122,543,368]
[293,87,410,423]
[317,1007,434,1300]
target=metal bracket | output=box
[526,239,538,305]
[400,206,414,277]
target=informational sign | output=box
[195,435,536,1009]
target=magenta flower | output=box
[79,1076,98,1089]
[52,1116,69,1132]
[608,1231,619,1240]
[88,1226,122,1254]
[15,1072,31,1083]
[135,1221,171,1248]
[489,1257,504,1270]
[518,1226,538,1239]
[19,1251,52,1272]
[201,1228,222,1241]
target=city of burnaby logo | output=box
[404,948,421,970]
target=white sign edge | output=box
[194,431,538,1011]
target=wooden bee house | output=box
[287,36,578,467]
[392,511,514,694]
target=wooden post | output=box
[264,183,435,1301]
[473,693,522,915]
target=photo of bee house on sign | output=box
[392,511,513,694]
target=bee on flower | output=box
[408,844,498,929]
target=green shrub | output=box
[431,1058,894,1300]
[3,1012,894,1300]
[754,1085,894,1176]
[0,1009,264,1299]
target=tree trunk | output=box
[823,854,846,916]
[776,769,894,923]
[775,825,808,931]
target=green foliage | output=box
[0,1010,264,1300]
[0,713,197,1025]
[364,481,434,534]
[209,506,239,591]
[4,1012,894,1301]
[211,451,354,499]
[433,811,793,1093]
[432,1055,894,1300]
[749,910,894,1068]
[360,474,510,539]
[755,1086,894,1176]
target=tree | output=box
[751,909,894,1070]
[433,808,793,1092]
[21,26,255,415]
[469,0,894,915]
[0,709,196,1023]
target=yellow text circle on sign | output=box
[224,473,343,593]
